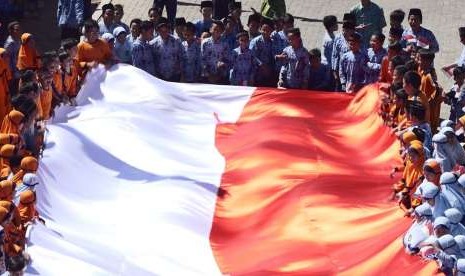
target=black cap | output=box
[175,17,186,26]
[156,17,169,29]
[343,13,356,24]
[200,1,213,8]
[408,8,422,20]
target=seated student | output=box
[402,8,439,53]
[76,20,113,73]
[229,31,258,86]
[403,202,433,255]
[412,158,441,206]
[98,3,116,36]
[18,190,38,225]
[392,140,425,213]
[0,49,12,123]
[112,27,132,64]
[444,66,465,123]
[201,20,230,84]
[181,22,201,83]
[442,127,465,167]
[307,48,331,91]
[418,49,442,133]
[247,12,261,39]
[422,182,452,219]
[132,20,156,76]
[440,172,465,216]
[404,70,431,123]
[379,42,405,84]
[16,33,40,71]
[403,101,433,152]
[127,18,142,46]
[13,173,38,203]
[58,51,78,101]
[339,32,367,94]
[434,234,463,274]
[444,208,465,236]
[250,17,275,87]
[365,33,387,84]
[321,15,338,66]
[152,18,184,82]
[113,4,130,33]
[389,86,409,130]
[222,16,239,51]
[101,33,115,52]
[277,28,310,90]
[195,1,214,38]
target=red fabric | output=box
[211,85,438,275]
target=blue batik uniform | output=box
[181,40,201,83]
[331,33,350,73]
[221,32,238,52]
[201,37,230,79]
[365,47,387,84]
[114,40,133,64]
[229,46,259,85]
[339,50,368,89]
[132,38,156,76]
[152,35,184,80]
[322,32,335,66]
[195,19,213,37]
[271,30,288,72]
[279,45,310,89]
[249,35,274,67]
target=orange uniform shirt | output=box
[76,39,112,67]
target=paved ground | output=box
[14,0,465,118]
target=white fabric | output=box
[25,64,255,275]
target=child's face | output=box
[287,33,301,48]
[238,35,249,48]
[424,169,437,182]
[67,46,77,59]
[115,9,123,22]
[260,24,273,38]
[403,79,414,95]
[309,57,320,67]
[149,10,160,22]
[274,19,284,31]
[370,36,382,50]
[248,21,259,34]
[158,26,170,40]
[348,39,360,51]
[117,32,127,43]
[388,61,396,76]
[10,23,22,39]
[393,69,402,83]
[85,27,99,42]
[48,58,60,73]
[183,30,195,42]
[231,8,241,19]
[210,24,223,40]
[103,9,114,22]
[201,7,212,18]
[131,23,140,37]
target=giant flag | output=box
[26,65,436,275]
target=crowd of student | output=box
[0,0,465,274]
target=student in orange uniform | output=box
[403,71,430,125]
[11,156,38,186]
[0,110,24,137]
[418,48,442,134]
[17,190,38,225]
[77,20,113,74]
[0,49,12,123]
[16,33,40,71]
[59,51,78,99]
[37,68,53,120]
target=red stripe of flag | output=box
[211,86,438,275]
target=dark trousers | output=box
[153,0,177,27]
